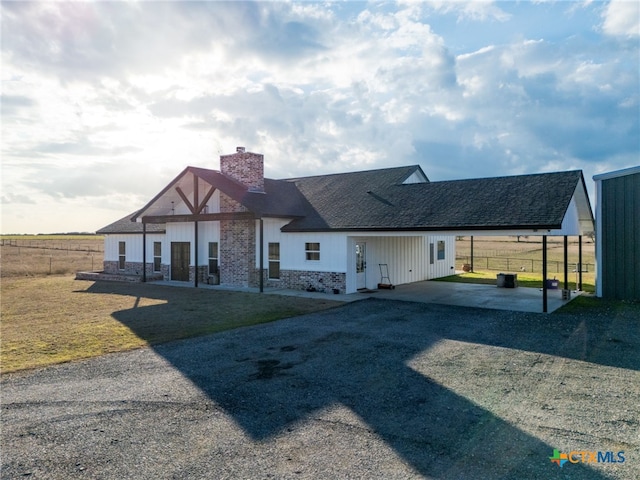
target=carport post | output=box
[194,220,199,288]
[542,236,548,313]
[578,235,583,291]
[564,235,568,291]
[259,218,264,293]
[142,222,147,283]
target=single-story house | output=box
[593,166,640,301]
[97,147,594,297]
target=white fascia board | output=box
[593,165,640,182]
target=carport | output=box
[355,280,576,314]
[379,170,595,312]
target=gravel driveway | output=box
[2,299,638,479]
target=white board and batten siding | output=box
[256,219,348,273]
[426,235,456,279]
[347,236,424,292]
[344,234,455,293]
[104,233,165,263]
[165,221,220,265]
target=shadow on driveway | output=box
[87,280,639,478]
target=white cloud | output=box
[421,1,511,22]
[602,0,640,38]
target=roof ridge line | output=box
[281,165,420,182]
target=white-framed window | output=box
[268,242,280,279]
[118,241,126,270]
[208,242,219,275]
[305,242,320,261]
[153,242,162,272]
[437,240,446,260]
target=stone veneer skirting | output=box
[103,260,346,293]
[105,261,211,284]
[270,270,346,294]
[104,260,144,276]
[76,271,163,283]
[104,261,165,276]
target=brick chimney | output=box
[220,146,264,192]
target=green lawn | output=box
[434,269,595,293]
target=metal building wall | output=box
[600,172,640,300]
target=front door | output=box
[356,242,366,289]
[171,242,190,281]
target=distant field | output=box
[0,235,102,241]
[0,236,103,277]
[454,236,596,292]
[456,236,595,271]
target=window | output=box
[268,243,280,279]
[153,242,162,272]
[208,242,219,275]
[429,243,434,265]
[118,241,126,270]
[437,240,445,260]
[305,242,320,261]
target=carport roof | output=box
[282,169,594,233]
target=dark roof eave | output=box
[281,224,563,233]
[98,229,167,235]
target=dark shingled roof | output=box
[280,166,422,231]
[97,212,166,234]
[282,169,585,232]
[189,167,309,218]
[99,164,591,234]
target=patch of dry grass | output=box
[1,237,103,277]
[0,276,342,373]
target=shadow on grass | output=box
[77,280,341,345]
[85,280,634,479]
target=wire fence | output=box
[1,240,103,277]
[456,256,594,274]
[0,239,103,253]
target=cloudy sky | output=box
[1,1,638,234]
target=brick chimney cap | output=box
[236,146,245,153]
